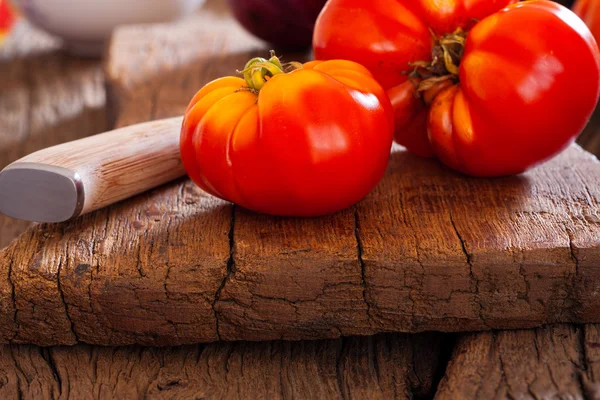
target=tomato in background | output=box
[0,0,16,43]
[314,0,600,177]
[575,0,600,46]
[180,54,394,216]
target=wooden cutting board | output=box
[1,0,600,347]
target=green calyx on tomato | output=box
[239,51,304,92]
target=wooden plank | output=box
[435,324,600,399]
[359,141,600,332]
[1,1,600,346]
[0,332,443,400]
[0,21,108,249]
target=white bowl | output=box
[12,0,206,56]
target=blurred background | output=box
[0,0,329,56]
[0,0,584,60]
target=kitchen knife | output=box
[0,117,186,223]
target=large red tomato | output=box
[314,0,600,177]
[180,54,393,216]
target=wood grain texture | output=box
[434,324,600,399]
[0,0,599,347]
[6,116,185,218]
[360,142,600,333]
[0,21,108,248]
[0,332,442,400]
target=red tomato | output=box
[314,0,600,176]
[575,0,600,46]
[180,54,393,216]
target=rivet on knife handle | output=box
[0,117,186,223]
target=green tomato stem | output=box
[240,51,303,92]
[406,28,467,98]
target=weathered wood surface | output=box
[0,0,599,347]
[0,21,108,249]
[0,332,443,400]
[435,324,600,399]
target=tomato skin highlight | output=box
[314,0,600,177]
[180,59,394,217]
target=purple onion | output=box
[227,0,327,49]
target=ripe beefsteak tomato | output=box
[180,54,394,216]
[314,0,600,177]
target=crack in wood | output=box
[336,337,346,399]
[496,338,515,399]
[565,227,583,323]
[354,208,373,326]
[448,212,487,329]
[91,349,99,392]
[163,210,176,301]
[546,362,561,393]
[134,239,146,279]
[532,331,541,362]
[410,336,423,392]
[526,377,538,400]
[395,187,420,332]
[39,348,61,397]
[213,205,236,341]
[10,349,24,400]
[426,334,458,400]
[277,342,285,400]
[371,336,382,388]
[7,249,18,342]
[57,239,78,344]
[224,343,235,375]
[566,229,580,277]
[9,346,29,388]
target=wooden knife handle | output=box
[0,117,185,223]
